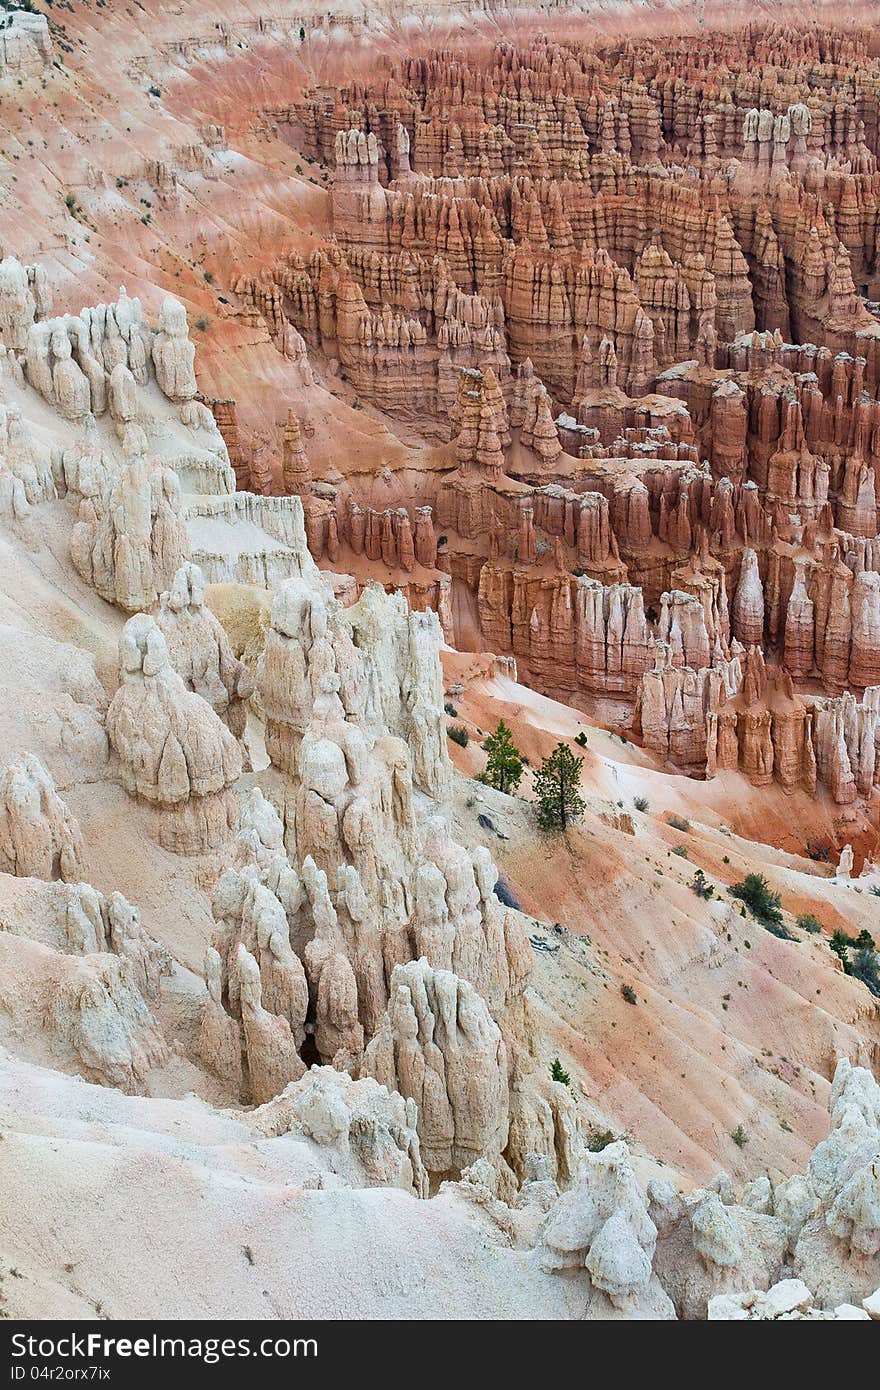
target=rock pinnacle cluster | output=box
[0,0,876,1325]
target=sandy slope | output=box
[0,1056,582,1321]
[444,660,880,1184]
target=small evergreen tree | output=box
[533,742,585,831]
[830,929,880,995]
[550,1057,571,1086]
[690,869,714,899]
[480,719,523,795]
[852,946,880,996]
[730,872,783,925]
[830,928,854,973]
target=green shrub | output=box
[830,929,854,972]
[763,921,795,940]
[447,725,469,748]
[731,1124,748,1149]
[620,984,637,1005]
[550,1057,570,1087]
[830,930,880,994]
[634,796,649,812]
[852,946,880,996]
[574,731,588,747]
[668,814,690,832]
[797,913,823,934]
[690,869,714,899]
[584,1128,616,1153]
[443,702,457,717]
[672,844,689,858]
[730,872,783,926]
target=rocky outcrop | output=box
[7,18,880,1319]
[196,556,558,1182]
[0,872,169,1091]
[198,564,553,1184]
[258,578,450,799]
[45,950,169,1093]
[71,452,189,613]
[201,672,532,1127]
[151,298,198,402]
[536,1140,675,1318]
[477,568,652,700]
[154,563,254,752]
[709,1279,876,1320]
[651,1058,880,1317]
[106,615,241,852]
[791,1059,880,1308]
[0,257,51,353]
[64,882,170,1004]
[255,29,880,751]
[634,639,880,801]
[634,645,741,768]
[236,941,306,1104]
[0,398,56,521]
[0,12,53,77]
[252,1065,427,1195]
[363,958,509,1175]
[524,1057,880,1320]
[0,755,83,881]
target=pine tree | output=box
[533,741,585,831]
[550,1057,571,1086]
[480,719,523,795]
[730,872,783,925]
[830,929,854,974]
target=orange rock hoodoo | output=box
[227,25,880,807]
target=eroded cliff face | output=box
[0,0,878,1323]
[113,15,880,826]
[312,22,880,818]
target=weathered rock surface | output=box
[2,6,880,1325]
[106,615,241,852]
[0,755,83,882]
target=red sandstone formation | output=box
[207,29,880,775]
[3,3,880,1327]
